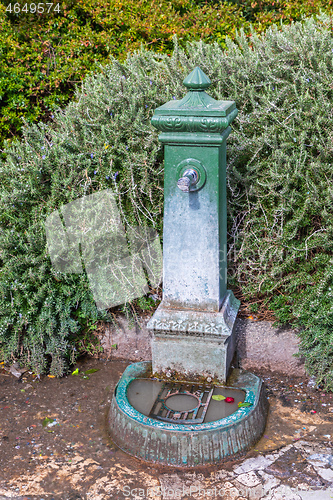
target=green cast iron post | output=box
[147,67,240,383]
[109,68,268,466]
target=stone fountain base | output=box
[147,290,240,384]
[109,361,268,467]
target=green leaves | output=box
[1,11,333,389]
[212,396,253,408]
[42,417,55,427]
[1,0,332,153]
[71,368,100,379]
[84,368,99,375]
[212,395,226,401]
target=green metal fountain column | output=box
[109,68,268,466]
[147,67,240,383]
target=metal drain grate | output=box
[149,382,213,424]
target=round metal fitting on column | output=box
[176,158,206,192]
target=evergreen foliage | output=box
[1,14,333,388]
[1,0,333,151]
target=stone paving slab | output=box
[155,441,333,500]
[1,440,332,499]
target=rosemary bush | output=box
[1,13,333,387]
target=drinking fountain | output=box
[109,67,268,467]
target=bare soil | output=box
[0,355,333,499]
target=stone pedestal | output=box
[148,290,239,383]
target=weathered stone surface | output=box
[216,481,246,500]
[265,486,302,500]
[313,467,333,482]
[148,291,239,382]
[233,471,263,499]
[234,455,277,474]
[101,316,307,377]
[297,488,333,499]
[257,470,281,496]
[265,446,326,489]
[306,454,333,467]
[235,470,262,487]
[236,318,306,376]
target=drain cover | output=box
[149,382,213,424]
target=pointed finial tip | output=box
[183,67,211,91]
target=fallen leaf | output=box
[72,368,79,376]
[212,395,226,401]
[42,417,54,427]
[238,402,253,408]
[84,369,99,375]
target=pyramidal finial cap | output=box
[183,67,211,91]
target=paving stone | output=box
[294,442,321,456]
[265,454,296,479]
[295,483,311,491]
[257,470,281,496]
[306,454,333,467]
[158,473,245,499]
[313,467,333,482]
[265,446,324,488]
[235,471,262,488]
[272,444,294,457]
[158,473,206,499]
[234,455,277,474]
[218,481,245,500]
[294,441,332,456]
[264,484,302,499]
[233,471,263,499]
[297,487,333,499]
[211,470,233,481]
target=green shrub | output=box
[229,0,333,28]
[2,14,333,388]
[0,0,246,152]
[1,0,333,152]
